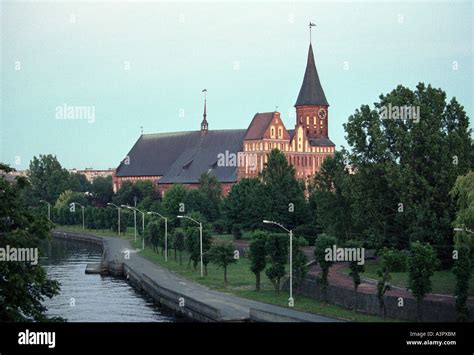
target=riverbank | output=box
[52,230,341,322]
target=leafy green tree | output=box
[198,172,222,221]
[0,164,61,321]
[248,231,268,291]
[453,244,471,321]
[314,234,336,302]
[310,150,355,241]
[182,212,211,271]
[68,173,91,193]
[55,190,88,209]
[265,233,288,295]
[208,241,237,284]
[223,178,268,231]
[260,149,310,230]
[376,251,392,320]
[89,176,113,207]
[450,171,474,258]
[407,241,439,321]
[145,221,161,252]
[162,184,188,227]
[173,229,186,265]
[113,180,156,208]
[346,240,365,311]
[26,154,71,204]
[292,236,308,288]
[344,84,472,264]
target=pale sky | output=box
[1,1,472,170]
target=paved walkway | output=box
[55,231,340,322]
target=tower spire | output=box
[309,22,316,43]
[201,89,208,134]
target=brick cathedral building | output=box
[113,42,335,196]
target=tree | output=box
[407,241,439,321]
[0,163,61,321]
[453,244,471,321]
[260,149,310,230]
[223,178,268,231]
[376,250,392,320]
[26,154,71,204]
[89,176,113,207]
[182,212,211,271]
[450,171,474,259]
[162,184,188,227]
[55,190,88,209]
[310,150,355,241]
[314,234,336,302]
[346,240,365,311]
[292,236,309,288]
[145,221,161,252]
[68,173,91,193]
[265,233,288,295]
[113,180,156,208]
[173,229,186,265]
[198,172,222,221]
[344,84,472,265]
[248,231,268,291]
[208,241,237,284]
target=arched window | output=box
[270,126,275,138]
[278,127,283,139]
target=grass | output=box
[55,225,396,322]
[340,260,474,296]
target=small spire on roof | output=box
[201,89,208,134]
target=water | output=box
[41,237,175,322]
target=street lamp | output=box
[71,202,85,230]
[263,219,294,307]
[39,199,51,221]
[178,215,203,277]
[147,211,168,261]
[123,205,145,249]
[107,203,121,236]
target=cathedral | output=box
[113,42,335,196]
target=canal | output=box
[41,237,176,322]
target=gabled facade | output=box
[113,41,335,196]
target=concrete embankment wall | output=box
[52,231,222,322]
[284,274,474,322]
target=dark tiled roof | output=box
[287,129,335,147]
[308,138,335,147]
[116,130,246,184]
[244,112,275,140]
[295,44,329,107]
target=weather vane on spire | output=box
[309,22,316,43]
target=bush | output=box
[380,247,408,272]
[232,224,242,240]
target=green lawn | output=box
[340,260,474,296]
[55,225,395,322]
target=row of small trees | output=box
[312,234,469,322]
[248,231,308,294]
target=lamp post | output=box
[263,219,293,307]
[39,199,51,221]
[123,205,145,249]
[147,211,168,261]
[71,202,85,230]
[177,215,203,277]
[107,203,121,236]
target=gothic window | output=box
[270,126,275,138]
[278,127,283,139]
